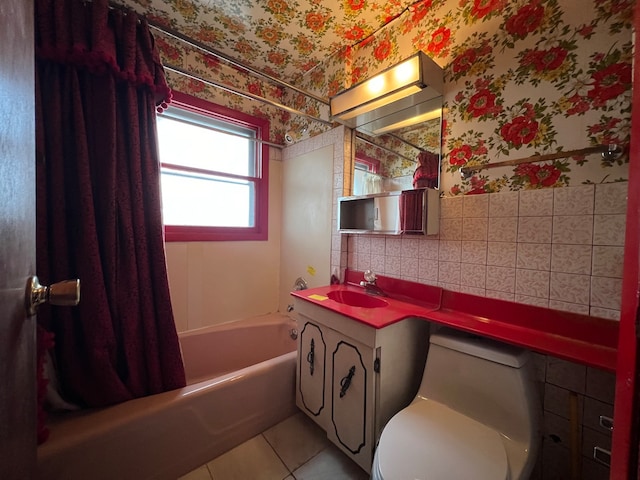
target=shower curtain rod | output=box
[163,64,334,129]
[160,109,287,149]
[147,21,330,106]
[459,144,624,179]
[355,133,416,164]
[104,1,329,105]
[388,132,424,153]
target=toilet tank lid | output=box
[430,328,529,368]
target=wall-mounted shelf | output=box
[337,189,439,235]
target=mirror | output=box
[352,110,443,196]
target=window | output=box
[157,92,269,241]
[353,153,381,196]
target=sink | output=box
[327,290,389,308]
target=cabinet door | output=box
[297,319,327,426]
[327,330,375,472]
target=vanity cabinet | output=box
[294,298,430,473]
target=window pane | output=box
[157,114,255,177]
[161,171,255,227]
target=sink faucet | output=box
[360,270,387,296]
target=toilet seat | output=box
[375,399,509,480]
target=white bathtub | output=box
[37,313,298,480]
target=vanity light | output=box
[370,106,442,135]
[330,52,437,122]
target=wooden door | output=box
[0,0,36,478]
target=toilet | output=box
[372,327,541,480]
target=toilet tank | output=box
[418,328,540,445]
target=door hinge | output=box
[373,358,380,373]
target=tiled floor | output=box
[179,412,370,480]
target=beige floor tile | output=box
[263,412,331,471]
[178,465,212,480]
[207,434,289,480]
[293,445,369,480]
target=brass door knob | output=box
[25,276,80,316]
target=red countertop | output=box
[291,269,619,372]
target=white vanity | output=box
[292,270,620,476]
[293,296,431,473]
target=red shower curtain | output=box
[34,0,185,408]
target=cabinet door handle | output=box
[339,366,356,398]
[593,446,611,467]
[599,415,614,432]
[306,338,315,376]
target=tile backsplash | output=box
[340,182,627,321]
[320,136,622,478]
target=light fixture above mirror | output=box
[330,51,443,136]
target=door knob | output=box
[25,276,80,316]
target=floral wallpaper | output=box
[306,0,633,195]
[120,0,633,196]
[122,0,413,82]
[151,30,294,143]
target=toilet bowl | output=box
[372,328,540,480]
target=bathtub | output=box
[37,313,298,480]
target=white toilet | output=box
[372,327,541,480]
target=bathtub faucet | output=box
[360,270,387,297]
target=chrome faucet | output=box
[360,270,387,296]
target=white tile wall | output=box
[520,189,554,216]
[519,216,553,243]
[593,214,626,246]
[339,182,628,320]
[486,265,516,293]
[462,194,489,217]
[552,215,594,244]
[440,195,463,218]
[439,240,461,262]
[515,269,550,298]
[489,191,519,216]
[595,182,628,214]
[551,244,592,275]
[487,242,517,267]
[517,243,551,270]
[553,185,595,215]
[461,241,487,265]
[440,217,463,240]
[591,246,624,278]
[488,216,518,242]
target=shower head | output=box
[284,123,309,144]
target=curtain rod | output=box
[163,64,334,129]
[105,1,329,106]
[459,144,624,179]
[160,109,286,149]
[147,22,330,106]
[388,132,424,153]
[355,133,416,164]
